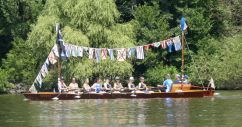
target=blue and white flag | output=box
[173,36,182,51]
[167,40,173,53]
[108,49,114,60]
[128,48,135,58]
[95,48,101,63]
[57,29,68,59]
[180,17,188,31]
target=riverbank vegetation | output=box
[0,0,241,93]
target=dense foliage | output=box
[0,0,242,92]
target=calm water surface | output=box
[0,91,242,127]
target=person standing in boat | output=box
[83,78,91,92]
[138,77,147,90]
[58,77,67,93]
[128,77,136,91]
[163,74,173,92]
[113,77,123,91]
[68,78,79,93]
[103,78,112,92]
[91,78,102,93]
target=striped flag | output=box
[136,46,144,59]
[89,48,94,59]
[161,41,167,49]
[108,49,114,60]
[95,48,101,63]
[101,48,108,60]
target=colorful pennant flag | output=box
[117,48,126,61]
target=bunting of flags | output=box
[30,36,182,90]
[50,35,182,62]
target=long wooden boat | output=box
[23,84,215,100]
[23,23,215,101]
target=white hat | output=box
[115,77,120,80]
[129,77,134,80]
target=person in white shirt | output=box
[83,78,91,92]
[138,76,147,90]
[113,77,123,91]
[58,78,67,93]
[68,78,79,93]
[128,77,136,91]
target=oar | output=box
[130,88,137,97]
[52,92,63,100]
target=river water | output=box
[0,91,242,127]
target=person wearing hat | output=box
[128,77,136,91]
[103,78,112,91]
[175,74,181,83]
[183,75,190,84]
[58,77,67,93]
[82,78,91,92]
[138,76,147,90]
[113,76,123,91]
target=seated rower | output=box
[68,78,79,93]
[158,74,173,92]
[175,74,181,83]
[83,78,91,92]
[91,78,102,93]
[183,75,190,84]
[128,77,136,91]
[103,78,112,91]
[58,77,67,93]
[138,76,147,90]
[113,77,123,91]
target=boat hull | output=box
[23,90,214,100]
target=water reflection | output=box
[2,91,242,127]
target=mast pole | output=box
[181,31,185,89]
[56,23,62,79]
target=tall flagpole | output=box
[181,31,185,89]
[180,17,187,90]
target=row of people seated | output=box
[57,76,148,93]
[57,74,189,93]
[83,76,148,93]
[175,74,190,84]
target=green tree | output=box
[0,0,45,63]
[18,0,135,86]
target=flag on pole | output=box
[56,26,68,59]
[180,17,188,31]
